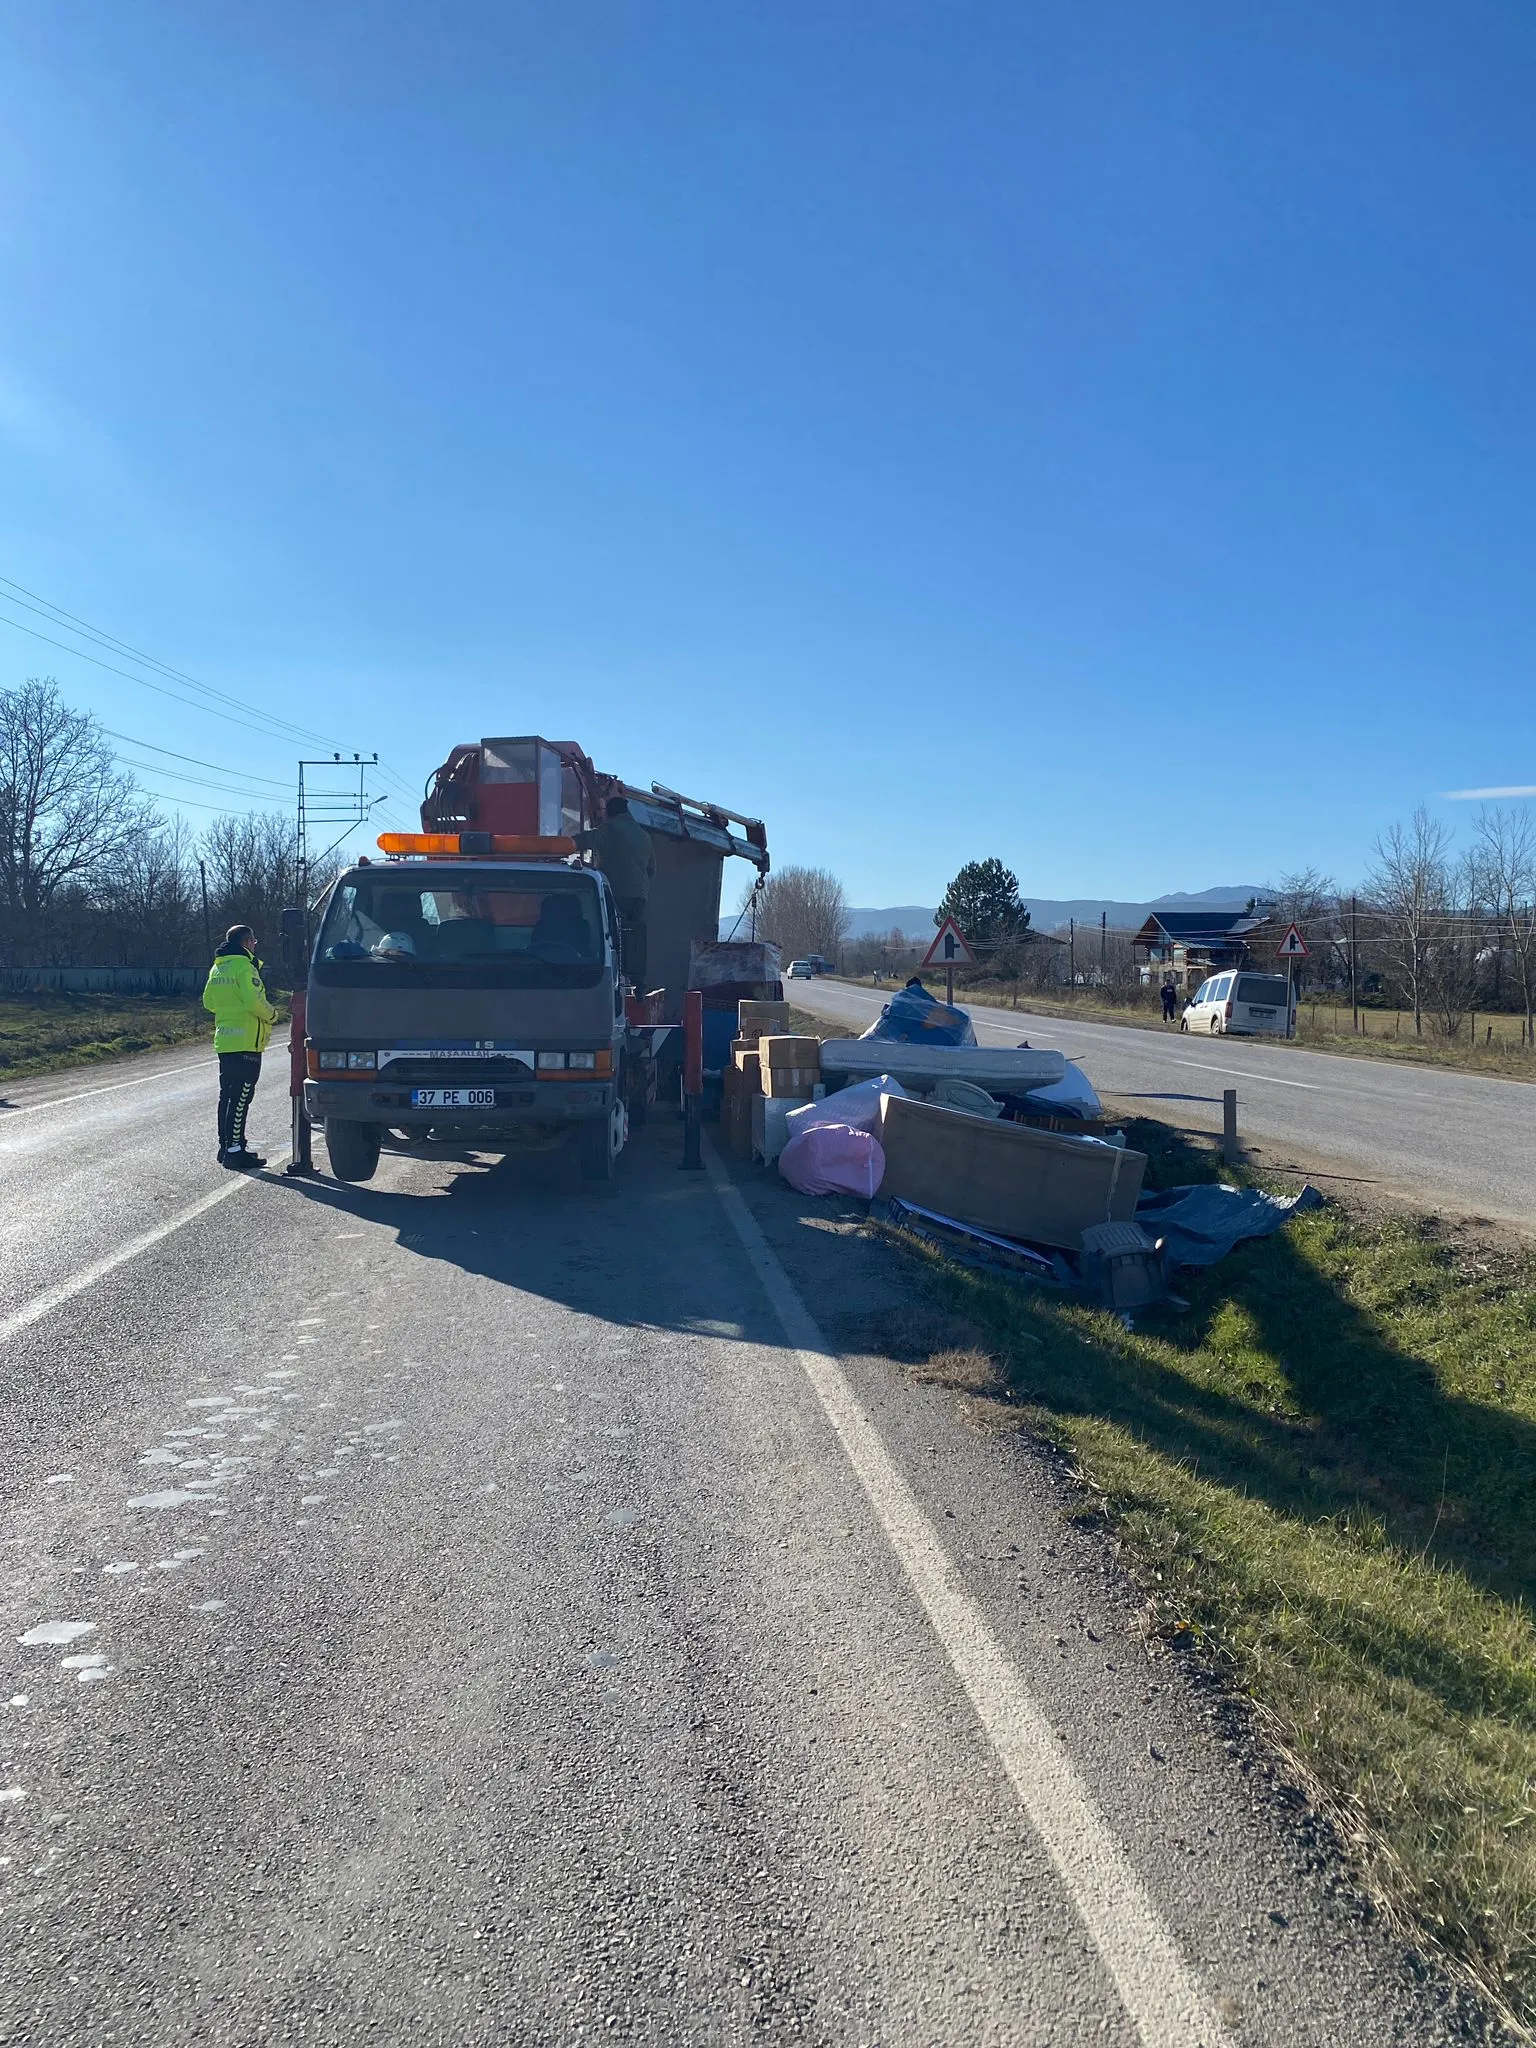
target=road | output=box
[792,981,1536,1227]
[0,1041,1499,2044]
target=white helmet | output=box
[374,931,417,957]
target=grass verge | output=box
[878,1122,1536,2030]
[0,992,213,1082]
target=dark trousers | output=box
[616,896,649,992]
[218,1052,262,1152]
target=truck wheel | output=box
[326,1118,382,1183]
[578,1114,616,1183]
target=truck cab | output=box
[291,734,771,1188]
[303,851,627,1182]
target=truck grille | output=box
[378,1057,536,1084]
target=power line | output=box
[102,727,292,790]
[115,755,292,802]
[374,755,424,807]
[0,608,335,751]
[0,573,338,748]
[126,786,273,815]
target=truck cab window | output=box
[315,867,605,989]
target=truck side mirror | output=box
[279,905,305,982]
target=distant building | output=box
[1131,909,1270,989]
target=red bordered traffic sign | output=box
[921,916,977,968]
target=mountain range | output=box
[842,886,1270,939]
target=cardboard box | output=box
[762,1064,818,1099]
[733,1049,762,1090]
[758,1035,820,1068]
[738,999,789,1038]
[877,1094,1146,1252]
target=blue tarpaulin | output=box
[1136,1183,1325,1268]
[860,983,978,1047]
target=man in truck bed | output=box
[574,796,655,990]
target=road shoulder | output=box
[708,1136,1510,2045]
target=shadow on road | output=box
[271,1117,804,1351]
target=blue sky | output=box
[1,2,1532,905]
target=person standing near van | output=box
[202,924,276,1168]
[1160,979,1178,1022]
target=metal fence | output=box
[0,966,202,994]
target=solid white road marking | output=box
[0,1161,286,1347]
[0,1033,292,1124]
[706,1148,1232,2048]
[1158,1057,1317,1091]
[0,1059,216,1120]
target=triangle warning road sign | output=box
[1277,923,1310,958]
[921,916,978,969]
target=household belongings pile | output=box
[744,985,1313,1301]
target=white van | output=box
[1181,970,1293,1037]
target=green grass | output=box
[0,991,213,1081]
[879,1121,1536,2029]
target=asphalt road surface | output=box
[792,980,1536,1228]
[0,1041,1503,2044]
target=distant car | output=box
[1181,971,1292,1036]
[788,959,814,979]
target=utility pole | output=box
[198,859,212,960]
[1100,910,1106,975]
[1350,894,1359,1034]
[1069,918,1075,991]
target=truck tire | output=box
[326,1118,382,1183]
[578,1114,615,1183]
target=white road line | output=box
[0,1035,292,1125]
[707,1149,1232,2048]
[0,1160,285,1347]
[0,1058,216,1119]
[1158,1057,1317,1091]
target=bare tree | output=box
[0,678,147,963]
[754,864,851,965]
[1427,849,1483,1040]
[97,814,200,967]
[1473,807,1536,1049]
[1365,808,1452,1036]
[199,811,309,969]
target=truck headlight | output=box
[566,1051,597,1070]
[346,1051,377,1070]
[318,1050,348,1071]
[536,1052,567,1070]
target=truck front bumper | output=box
[303,1078,614,1131]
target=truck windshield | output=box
[314,867,607,990]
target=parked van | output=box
[1180,970,1293,1037]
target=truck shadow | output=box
[274,1119,794,1350]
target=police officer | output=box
[575,796,656,990]
[202,924,277,1168]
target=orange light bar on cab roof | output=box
[376,832,578,859]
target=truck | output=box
[283,735,771,1184]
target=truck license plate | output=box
[410,1087,496,1108]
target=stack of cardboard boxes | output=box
[723,1005,824,1160]
[723,1000,787,1159]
